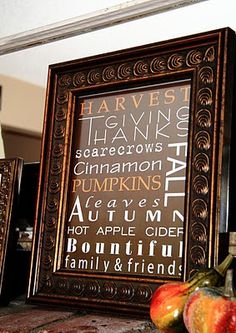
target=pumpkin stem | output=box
[214,253,233,277]
[224,269,235,297]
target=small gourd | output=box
[183,268,236,332]
[150,254,233,333]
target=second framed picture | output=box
[0,157,23,304]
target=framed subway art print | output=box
[27,28,236,315]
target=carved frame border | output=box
[0,157,23,303]
[27,28,236,314]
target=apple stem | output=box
[214,253,234,277]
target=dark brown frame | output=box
[27,28,236,315]
[0,157,23,304]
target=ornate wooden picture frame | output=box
[0,157,23,304]
[27,28,236,314]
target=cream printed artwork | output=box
[65,81,190,278]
